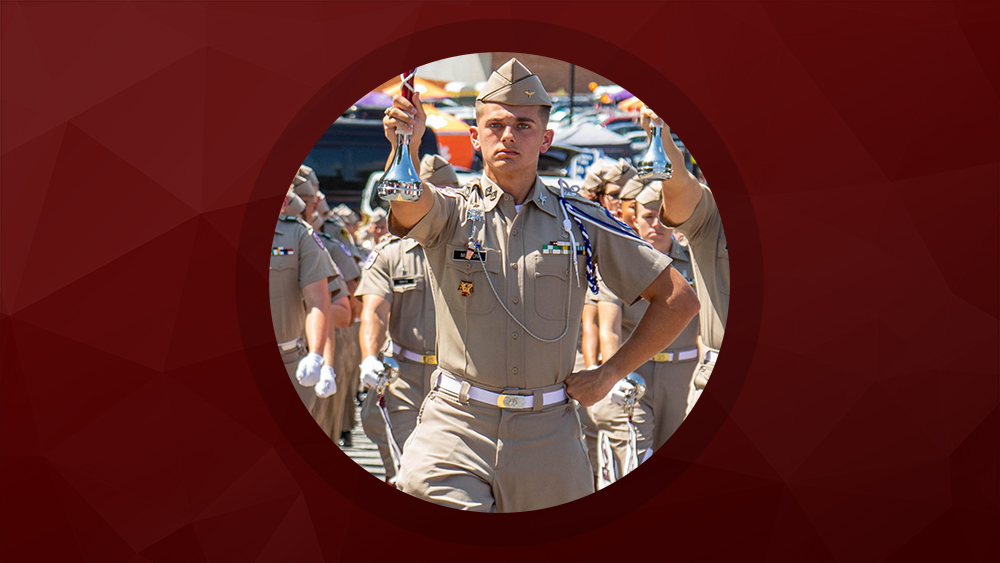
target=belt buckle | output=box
[496,394,528,409]
[422,354,437,364]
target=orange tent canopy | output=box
[618,96,644,112]
[382,77,450,100]
[423,104,473,169]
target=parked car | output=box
[359,145,583,217]
[303,117,438,207]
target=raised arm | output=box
[639,106,705,227]
[382,91,433,230]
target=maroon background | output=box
[2,2,997,561]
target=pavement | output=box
[339,403,386,481]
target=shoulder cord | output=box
[471,186,573,343]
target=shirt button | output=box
[512,367,519,374]
[512,297,519,304]
[511,263,518,270]
[511,229,517,236]
[503,194,511,201]
[466,263,471,270]
[511,332,518,339]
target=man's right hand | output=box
[296,352,324,387]
[639,105,670,139]
[359,355,385,390]
[383,91,426,149]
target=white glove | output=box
[608,378,636,407]
[359,355,384,390]
[315,365,337,398]
[295,352,324,387]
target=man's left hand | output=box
[565,366,619,407]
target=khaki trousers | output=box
[686,358,714,417]
[281,346,316,413]
[396,373,595,512]
[584,357,699,479]
[360,359,436,481]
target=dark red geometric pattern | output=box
[2,2,996,561]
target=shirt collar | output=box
[479,174,557,217]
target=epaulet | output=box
[437,183,470,200]
[544,182,601,208]
[373,235,401,251]
[280,214,312,230]
[547,182,649,245]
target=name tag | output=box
[452,249,487,261]
[392,277,416,288]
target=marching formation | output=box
[269,58,728,512]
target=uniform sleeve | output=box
[330,274,349,300]
[669,186,722,245]
[591,223,672,306]
[595,277,624,307]
[326,239,362,282]
[298,228,338,290]
[354,243,395,303]
[388,185,460,248]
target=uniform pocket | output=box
[532,254,571,321]
[444,245,500,315]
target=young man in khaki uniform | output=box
[298,166,365,447]
[354,154,455,481]
[355,235,436,482]
[270,189,340,413]
[586,184,701,481]
[382,58,700,512]
[640,108,728,413]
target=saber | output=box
[375,357,403,482]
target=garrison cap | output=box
[286,187,306,216]
[477,58,551,107]
[419,154,460,187]
[582,158,637,193]
[620,175,646,201]
[635,181,663,207]
[317,191,330,215]
[333,204,359,224]
[292,174,316,198]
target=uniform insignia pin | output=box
[485,185,496,199]
[458,280,474,296]
[525,91,535,97]
[539,192,547,204]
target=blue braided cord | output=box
[558,196,599,295]
[575,217,599,294]
[563,200,649,246]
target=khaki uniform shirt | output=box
[270,215,339,343]
[318,231,362,284]
[664,188,728,350]
[393,174,672,390]
[354,237,436,354]
[322,217,364,264]
[597,237,699,351]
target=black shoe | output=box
[338,431,353,448]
